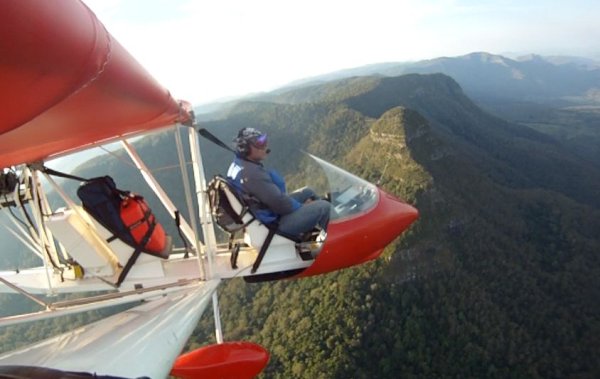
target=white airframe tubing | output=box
[187,127,224,343]
[11,168,45,260]
[174,125,200,256]
[37,178,64,260]
[187,127,217,279]
[0,280,215,328]
[0,276,49,310]
[212,291,224,343]
[1,222,43,260]
[26,167,55,296]
[121,139,197,248]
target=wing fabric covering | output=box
[0,0,191,168]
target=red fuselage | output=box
[296,187,419,278]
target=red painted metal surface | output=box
[171,341,269,379]
[296,188,419,278]
[0,1,190,168]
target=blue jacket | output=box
[227,156,301,224]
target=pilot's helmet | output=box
[234,127,268,155]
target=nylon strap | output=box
[115,221,156,287]
[174,210,190,258]
[41,166,89,182]
[198,128,236,154]
[251,227,277,274]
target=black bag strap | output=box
[174,210,190,258]
[198,128,236,154]
[230,242,241,269]
[115,221,156,287]
[43,166,131,197]
[42,166,89,182]
[251,227,277,274]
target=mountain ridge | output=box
[275,52,600,106]
[2,67,600,377]
[197,51,600,166]
[253,73,600,209]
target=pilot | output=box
[227,127,330,238]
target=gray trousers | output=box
[277,187,330,237]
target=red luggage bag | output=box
[120,195,168,257]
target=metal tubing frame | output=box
[1,126,228,344]
[174,125,201,256]
[187,126,224,342]
[0,276,49,310]
[121,139,197,249]
[26,167,56,295]
[11,168,45,260]
[36,175,67,261]
[0,279,217,328]
[212,291,224,343]
[0,216,44,260]
[188,127,217,278]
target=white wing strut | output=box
[0,279,220,379]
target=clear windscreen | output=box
[302,154,378,221]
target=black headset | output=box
[235,127,271,157]
[235,128,251,156]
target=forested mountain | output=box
[188,73,600,377]
[1,72,599,378]
[272,52,600,167]
[255,73,600,208]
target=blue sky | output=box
[83,0,600,105]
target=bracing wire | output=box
[99,142,194,175]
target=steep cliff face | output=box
[342,106,432,202]
[319,74,600,209]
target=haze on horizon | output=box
[84,0,600,105]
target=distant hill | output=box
[253,52,600,167]
[258,73,600,208]
[280,52,600,106]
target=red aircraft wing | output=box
[0,0,191,168]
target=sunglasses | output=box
[251,134,268,149]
